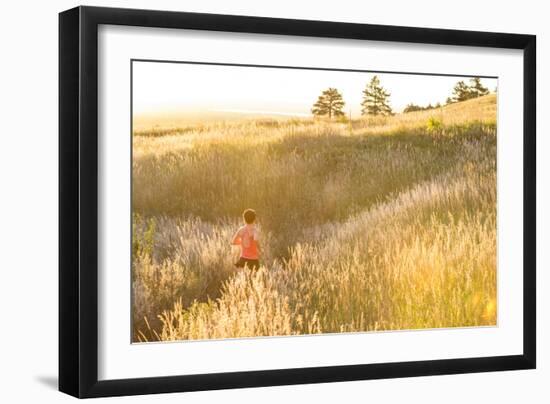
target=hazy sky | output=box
[133,61,497,116]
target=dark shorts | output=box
[235,257,260,270]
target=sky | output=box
[132,61,497,117]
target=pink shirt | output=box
[238,225,259,259]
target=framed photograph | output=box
[59,6,536,398]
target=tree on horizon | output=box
[361,76,392,116]
[311,88,345,119]
[403,102,441,113]
[450,77,490,103]
[470,77,490,98]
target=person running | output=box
[231,209,260,270]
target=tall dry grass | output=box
[132,94,497,342]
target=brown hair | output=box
[243,209,256,224]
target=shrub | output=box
[426,116,443,134]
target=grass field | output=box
[132,94,497,342]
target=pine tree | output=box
[469,77,489,97]
[451,77,489,102]
[452,80,473,102]
[311,88,345,119]
[361,76,392,116]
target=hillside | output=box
[133,94,497,138]
[132,94,497,341]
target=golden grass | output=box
[132,94,497,342]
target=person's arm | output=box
[231,228,242,245]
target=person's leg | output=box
[238,258,260,271]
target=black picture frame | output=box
[59,5,536,398]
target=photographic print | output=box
[131,60,497,343]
